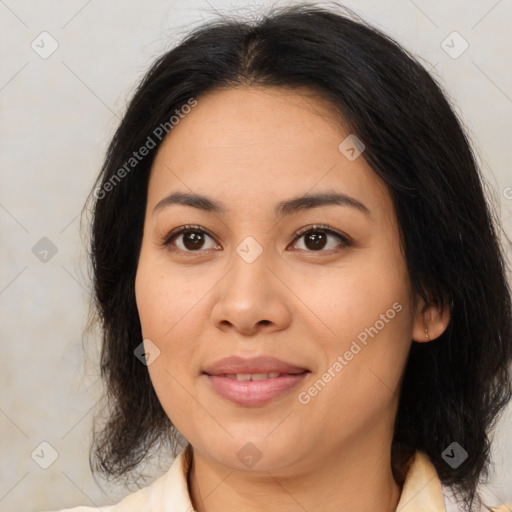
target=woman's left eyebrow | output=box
[275,191,370,218]
[152,190,371,218]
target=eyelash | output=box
[160,223,352,255]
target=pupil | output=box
[305,231,326,250]
[184,232,204,250]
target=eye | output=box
[160,223,351,254]
[161,225,220,253]
[290,224,351,252]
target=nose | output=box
[210,245,292,336]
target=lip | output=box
[203,356,309,375]
[203,356,310,407]
[206,374,309,407]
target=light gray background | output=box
[1,0,511,511]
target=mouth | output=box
[202,357,310,407]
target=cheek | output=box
[135,270,168,341]
[298,245,413,400]
[135,251,204,340]
[134,252,214,384]
[299,246,411,344]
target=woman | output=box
[47,2,512,511]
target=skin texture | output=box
[134,86,450,512]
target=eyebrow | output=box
[152,190,370,218]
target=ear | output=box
[411,295,451,343]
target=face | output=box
[135,86,427,476]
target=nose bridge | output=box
[235,234,266,267]
[228,234,272,298]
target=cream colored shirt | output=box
[45,445,511,512]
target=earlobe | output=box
[412,296,451,343]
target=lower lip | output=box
[205,373,309,406]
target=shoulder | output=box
[403,452,511,512]
[39,479,159,512]
[39,444,194,512]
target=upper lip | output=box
[203,356,309,376]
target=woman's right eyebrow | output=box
[153,191,226,216]
[152,190,371,219]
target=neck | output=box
[187,437,402,512]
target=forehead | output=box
[147,86,391,216]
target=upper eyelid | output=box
[292,224,344,238]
